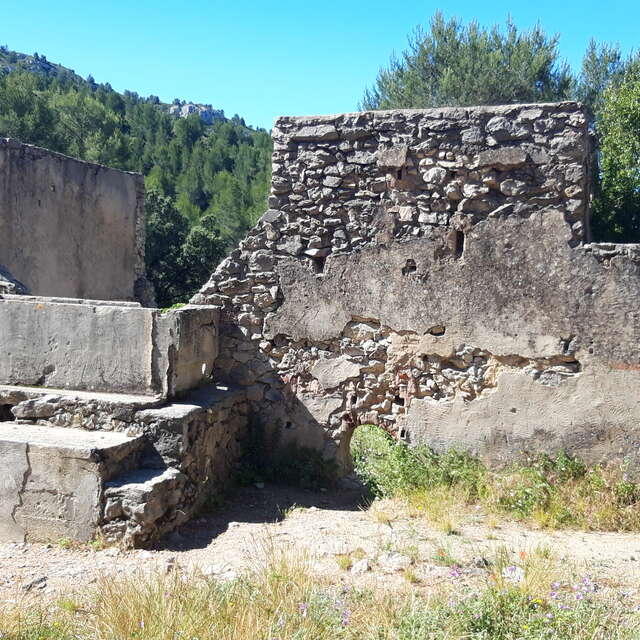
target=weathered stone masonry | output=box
[3,101,640,548]
[194,102,640,472]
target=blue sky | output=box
[2,0,638,130]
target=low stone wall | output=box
[0,296,219,398]
[192,102,640,471]
[0,138,147,301]
[102,385,248,546]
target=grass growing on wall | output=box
[350,424,640,531]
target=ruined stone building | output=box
[2,101,640,546]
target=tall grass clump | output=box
[350,424,640,531]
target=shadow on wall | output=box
[190,103,640,472]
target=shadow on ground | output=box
[154,481,371,552]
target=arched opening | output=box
[339,422,403,494]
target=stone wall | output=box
[193,102,640,471]
[0,138,146,301]
[0,296,218,398]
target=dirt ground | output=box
[2,483,640,601]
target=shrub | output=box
[350,424,485,498]
[350,424,640,531]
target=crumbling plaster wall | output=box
[0,138,147,301]
[193,102,640,471]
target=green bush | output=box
[350,424,485,498]
[349,424,640,530]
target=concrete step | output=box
[0,423,144,543]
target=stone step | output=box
[0,423,144,543]
[102,467,188,547]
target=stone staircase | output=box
[0,422,143,543]
[0,383,248,547]
[0,295,249,548]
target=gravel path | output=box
[2,484,640,601]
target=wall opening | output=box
[345,423,405,492]
[454,230,465,259]
[311,256,326,274]
[0,404,14,421]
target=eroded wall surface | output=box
[0,138,145,301]
[193,102,640,470]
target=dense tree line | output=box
[0,56,271,306]
[363,12,640,242]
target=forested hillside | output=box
[0,47,272,306]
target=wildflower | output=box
[341,609,351,626]
[298,602,308,617]
[576,593,584,601]
[140,619,145,629]
[501,565,525,582]
[550,591,559,600]
[277,615,285,627]
[449,566,461,579]
[546,612,554,620]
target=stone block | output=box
[0,297,219,398]
[0,423,143,543]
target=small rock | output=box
[378,552,412,573]
[473,556,491,568]
[22,576,47,591]
[351,558,370,575]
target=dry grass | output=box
[1,545,639,640]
